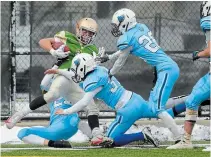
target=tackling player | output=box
[5,18,105,145]
[45,53,187,148]
[96,8,181,142]
[167,1,210,149]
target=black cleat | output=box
[53,140,72,148]
[175,140,181,144]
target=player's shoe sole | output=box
[142,127,159,147]
[166,141,194,149]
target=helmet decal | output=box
[117,15,125,23]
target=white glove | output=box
[49,45,70,59]
[98,47,106,57]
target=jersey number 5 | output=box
[138,31,160,53]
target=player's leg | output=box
[149,65,181,141]
[18,115,79,148]
[105,93,158,147]
[5,75,69,129]
[65,79,103,145]
[167,73,210,149]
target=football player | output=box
[5,18,105,145]
[167,1,210,149]
[44,53,187,148]
[18,97,80,148]
[96,8,181,142]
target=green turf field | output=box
[1,142,210,157]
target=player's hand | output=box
[55,109,65,115]
[50,45,70,59]
[44,69,59,75]
[192,51,200,61]
[95,47,109,63]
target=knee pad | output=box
[17,128,30,140]
[185,109,198,121]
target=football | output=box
[52,41,70,52]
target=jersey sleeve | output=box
[117,34,130,50]
[200,16,211,32]
[54,31,66,39]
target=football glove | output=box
[95,47,109,63]
[50,45,70,59]
[192,51,200,61]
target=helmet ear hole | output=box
[122,25,125,28]
[80,68,83,71]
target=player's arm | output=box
[193,31,210,60]
[39,38,55,52]
[56,87,103,115]
[39,35,69,59]
[44,69,75,80]
[198,40,210,58]
[109,47,131,75]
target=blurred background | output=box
[1,1,209,119]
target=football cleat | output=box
[166,140,194,149]
[53,140,72,148]
[5,112,25,129]
[91,135,113,148]
[142,127,159,147]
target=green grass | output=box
[1,148,210,157]
[1,142,210,157]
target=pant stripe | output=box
[107,116,122,137]
[158,73,168,109]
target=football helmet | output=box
[200,1,211,18]
[76,18,98,45]
[71,53,96,83]
[111,8,137,37]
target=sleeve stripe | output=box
[84,82,98,91]
[117,43,129,48]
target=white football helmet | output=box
[71,53,97,83]
[111,8,137,37]
[200,1,211,18]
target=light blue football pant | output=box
[107,93,156,139]
[149,65,180,115]
[186,73,210,111]
[18,115,79,141]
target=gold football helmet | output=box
[76,18,98,45]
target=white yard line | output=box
[2,144,210,152]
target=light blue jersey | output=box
[117,23,177,72]
[83,66,125,109]
[49,97,79,124]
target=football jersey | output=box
[117,23,177,72]
[83,66,125,109]
[54,31,98,69]
[49,97,78,124]
[200,1,211,32]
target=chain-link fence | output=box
[1,1,209,119]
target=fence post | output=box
[9,1,16,115]
[29,1,33,103]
